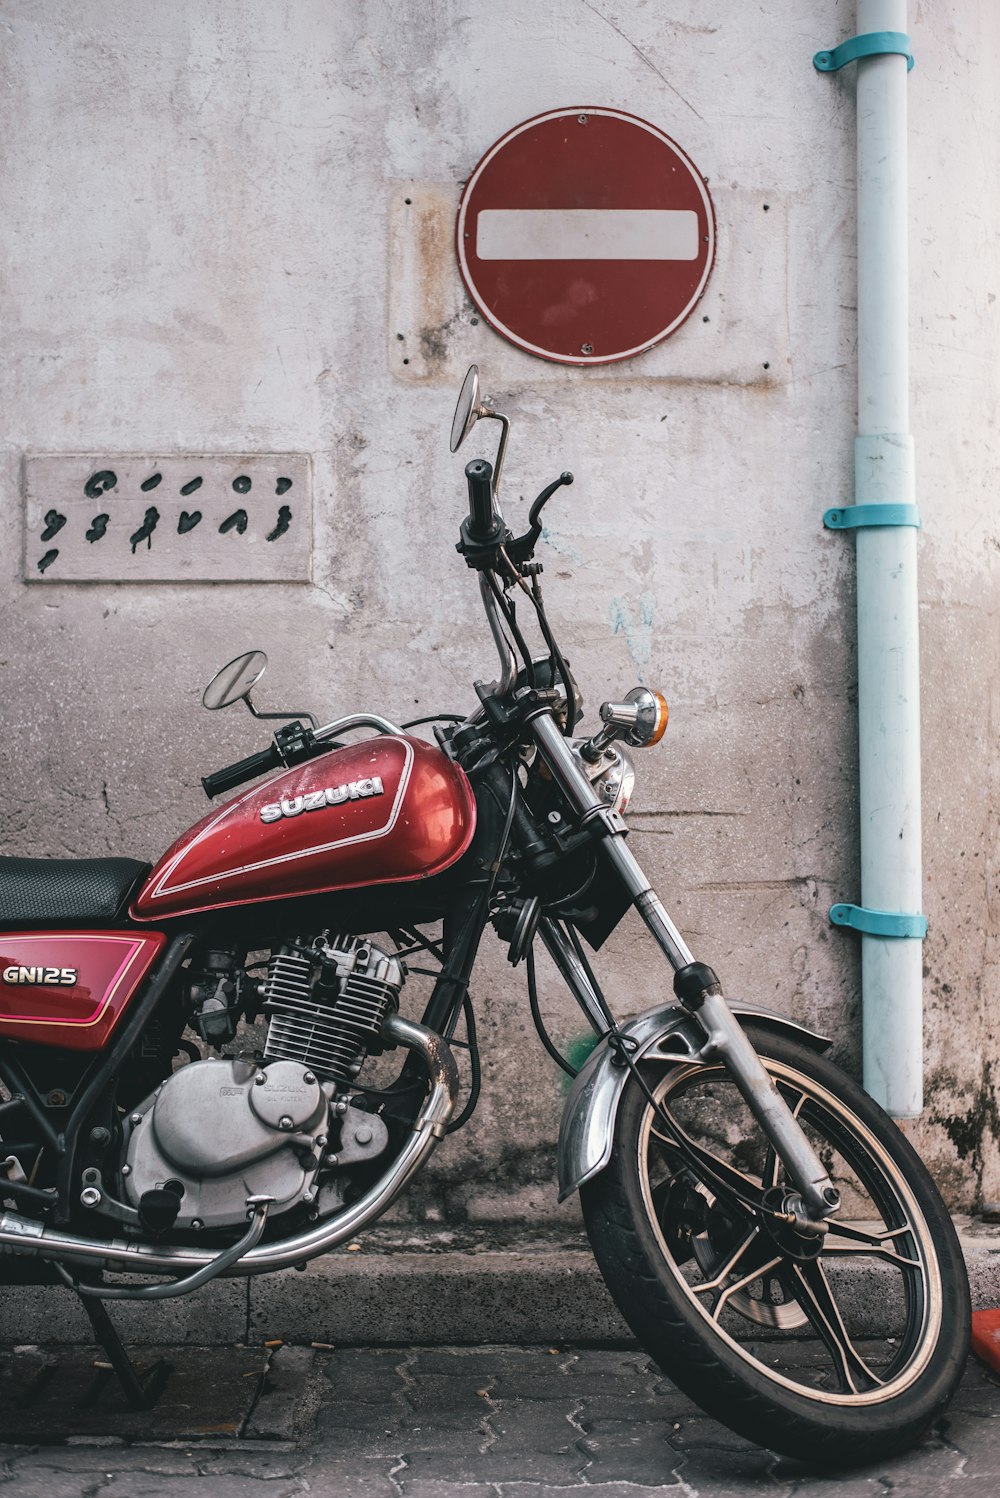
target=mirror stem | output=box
[244,694,319,729]
[482,411,510,497]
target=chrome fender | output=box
[557,1002,832,1202]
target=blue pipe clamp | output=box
[824,503,921,532]
[830,904,928,940]
[814,32,914,73]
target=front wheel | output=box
[580,1025,969,1466]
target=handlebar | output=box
[465,458,500,543]
[202,712,407,800]
[460,462,574,572]
[202,743,283,799]
[454,445,576,716]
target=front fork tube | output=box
[530,711,839,1228]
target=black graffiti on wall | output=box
[129,507,160,554]
[36,472,296,573]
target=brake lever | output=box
[507,471,573,565]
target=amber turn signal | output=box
[647,691,669,745]
[596,686,670,750]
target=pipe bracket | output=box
[824,503,921,532]
[814,32,914,73]
[830,904,928,940]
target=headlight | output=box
[587,746,636,815]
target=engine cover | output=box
[123,1057,331,1231]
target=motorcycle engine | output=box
[121,935,401,1232]
[263,934,404,1084]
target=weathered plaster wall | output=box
[0,0,996,1225]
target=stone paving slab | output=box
[0,1344,269,1444]
[0,1344,995,1496]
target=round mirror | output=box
[202,650,268,711]
[450,364,482,453]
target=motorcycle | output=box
[0,366,969,1464]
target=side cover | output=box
[132,735,476,921]
[0,931,166,1051]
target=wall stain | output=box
[610,592,655,677]
[419,310,464,369]
[930,1057,1000,1200]
[404,186,461,376]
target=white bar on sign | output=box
[476,208,699,261]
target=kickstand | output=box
[77,1293,168,1411]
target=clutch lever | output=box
[507,471,573,565]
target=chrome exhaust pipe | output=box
[0,1013,458,1280]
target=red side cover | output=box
[0,931,166,1051]
[132,735,476,921]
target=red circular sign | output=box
[456,107,715,367]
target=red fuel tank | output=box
[132,735,476,921]
[0,931,167,1051]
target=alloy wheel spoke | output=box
[692,1227,767,1298]
[710,1252,785,1325]
[823,1220,921,1271]
[690,1226,785,1324]
[787,1259,886,1394]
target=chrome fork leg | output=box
[694,987,839,1222]
[600,835,839,1224]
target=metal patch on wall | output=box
[23,456,312,583]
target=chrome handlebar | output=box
[479,574,519,695]
[314,712,403,741]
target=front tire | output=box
[580,1025,970,1466]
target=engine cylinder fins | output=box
[262,936,405,1084]
[265,951,313,1004]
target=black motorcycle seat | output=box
[0,856,151,926]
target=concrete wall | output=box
[0,0,997,1224]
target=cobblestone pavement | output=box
[0,1343,996,1496]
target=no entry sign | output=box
[456,108,715,366]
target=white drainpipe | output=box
[817,1,925,1116]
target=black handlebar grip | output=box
[465,458,499,543]
[202,743,283,800]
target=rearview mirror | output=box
[202,650,268,711]
[450,364,486,453]
[449,364,511,494]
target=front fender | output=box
[557,1002,832,1202]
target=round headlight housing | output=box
[586,746,636,816]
